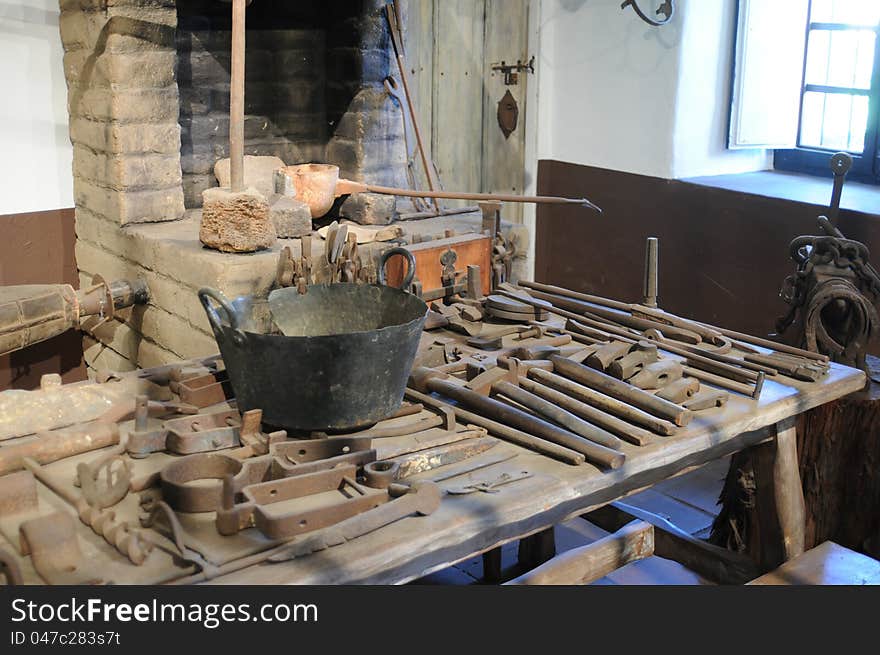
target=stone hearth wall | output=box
[177,0,407,210]
[60,0,185,225]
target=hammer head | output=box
[408,481,442,515]
[408,366,448,393]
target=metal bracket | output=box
[491,56,534,86]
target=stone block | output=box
[269,195,312,238]
[340,192,396,226]
[199,187,276,253]
[60,6,176,52]
[182,173,216,209]
[63,49,177,88]
[70,118,181,155]
[73,146,182,190]
[70,87,179,123]
[83,335,138,376]
[214,155,285,199]
[74,178,185,224]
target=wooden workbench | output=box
[0,326,866,586]
[205,338,866,585]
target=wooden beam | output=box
[587,501,761,584]
[505,521,653,585]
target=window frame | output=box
[774,1,880,184]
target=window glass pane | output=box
[805,28,876,89]
[799,91,869,152]
[811,0,880,26]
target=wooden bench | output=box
[749,541,880,585]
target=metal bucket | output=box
[198,248,427,432]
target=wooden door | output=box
[402,0,532,222]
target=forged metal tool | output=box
[528,368,677,436]
[655,377,700,403]
[404,387,586,465]
[267,481,442,562]
[409,367,624,469]
[549,355,692,427]
[446,470,533,495]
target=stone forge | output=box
[59,0,410,374]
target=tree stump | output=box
[711,381,880,565]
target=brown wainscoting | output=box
[535,160,880,350]
[0,207,85,390]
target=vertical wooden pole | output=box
[751,417,806,569]
[773,419,806,561]
[229,0,246,192]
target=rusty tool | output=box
[19,512,100,585]
[404,387,585,465]
[655,377,700,403]
[22,458,153,565]
[683,390,730,411]
[492,380,624,453]
[586,340,632,371]
[0,422,119,476]
[267,481,442,562]
[549,355,692,427]
[528,368,677,436]
[643,237,659,307]
[217,465,389,539]
[409,368,624,469]
[446,470,533,495]
[607,342,659,379]
[363,436,499,487]
[517,280,727,347]
[628,360,684,390]
[516,375,653,446]
[515,289,766,399]
[683,366,762,398]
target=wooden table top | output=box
[210,345,866,585]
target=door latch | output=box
[491,56,535,86]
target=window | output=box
[730,0,880,184]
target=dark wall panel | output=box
[535,160,880,343]
[0,208,85,390]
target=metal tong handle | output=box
[378,247,417,290]
[198,287,241,332]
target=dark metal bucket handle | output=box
[378,247,416,290]
[198,287,240,332]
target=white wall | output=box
[535,0,770,179]
[671,0,770,177]
[0,0,73,215]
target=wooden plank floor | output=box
[413,458,729,585]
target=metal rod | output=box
[424,377,624,469]
[549,355,692,427]
[643,237,659,308]
[528,368,677,436]
[518,376,655,446]
[404,388,586,466]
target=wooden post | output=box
[722,417,806,571]
[772,419,807,562]
[229,0,246,192]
